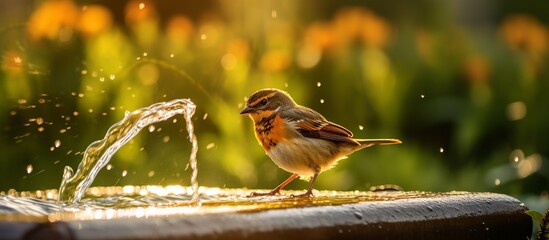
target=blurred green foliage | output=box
[0,0,548,209]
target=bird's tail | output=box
[355,139,402,149]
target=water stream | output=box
[57,99,199,204]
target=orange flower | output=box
[415,30,433,61]
[359,11,391,48]
[259,50,291,72]
[78,5,113,37]
[331,7,392,48]
[463,55,490,84]
[226,39,250,59]
[166,16,195,42]
[27,0,79,41]
[332,7,366,43]
[500,14,547,55]
[303,22,334,50]
[125,0,157,25]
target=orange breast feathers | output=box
[251,111,287,151]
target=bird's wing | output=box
[281,107,359,145]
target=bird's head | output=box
[240,88,296,117]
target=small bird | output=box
[240,88,401,197]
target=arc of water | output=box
[58,99,199,204]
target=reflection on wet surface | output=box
[0,185,472,222]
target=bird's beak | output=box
[240,106,255,114]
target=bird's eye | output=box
[260,98,268,106]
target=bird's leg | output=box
[291,171,319,198]
[250,173,299,197]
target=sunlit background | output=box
[0,0,548,211]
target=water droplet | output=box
[317,82,322,87]
[78,93,84,98]
[439,147,444,153]
[143,52,148,57]
[26,164,33,174]
[121,170,128,177]
[420,94,425,99]
[88,108,94,113]
[485,227,489,231]
[203,113,208,120]
[148,171,155,177]
[37,127,45,132]
[54,140,61,148]
[271,10,277,18]
[200,34,206,40]
[148,125,155,132]
[138,2,145,10]
[109,74,115,80]
[162,136,170,143]
[170,54,174,58]
[73,111,79,116]
[99,77,105,82]
[494,178,500,186]
[36,117,44,125]
[206,143,215,149]
[320,99,325,104]
[358,125,364,130]
[510,149,524,167]
[49,146,55,151]
[106,164,112,170]
[172,119,178,123]
[18,99,27,104]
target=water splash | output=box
[58,99,199,204]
